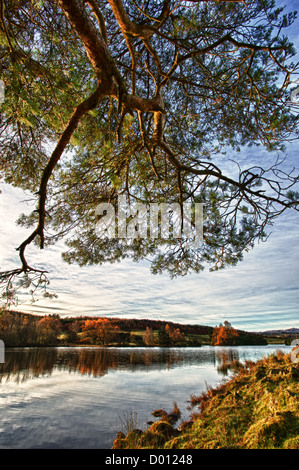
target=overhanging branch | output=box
[15,84,105,273]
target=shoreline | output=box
[112,350,299,450]
[4,342,287,349]
[1,310,294,349]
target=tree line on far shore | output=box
[0,310,269,348]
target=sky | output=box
[0,0,299,332]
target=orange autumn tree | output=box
[165,324,185,344]
[82,318,119,345]
[143,326,155,346]
[37,315,62,345]
[211,321,239,346]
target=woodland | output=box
[0,309,271,347]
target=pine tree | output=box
[0,1,298,302]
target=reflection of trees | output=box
[60,348,116,377]
[0,348,58,383]
[213,348,241,376]
[0,347,242,384]
[126,349,185,371]
[215,349,240,366]
[60,348,188,376]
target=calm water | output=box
[0,345,291,449]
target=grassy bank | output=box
[113,350,299,449]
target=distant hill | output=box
[259,328,299,336]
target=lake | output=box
[0,344,291,449]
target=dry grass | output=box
[113,351,299,449]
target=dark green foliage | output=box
[157,325,172,347]
[236,332,268,346]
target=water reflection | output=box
[0,348,59,383]
[0,345,291,449]
[0,345,289,384]
[0,347,210,383]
